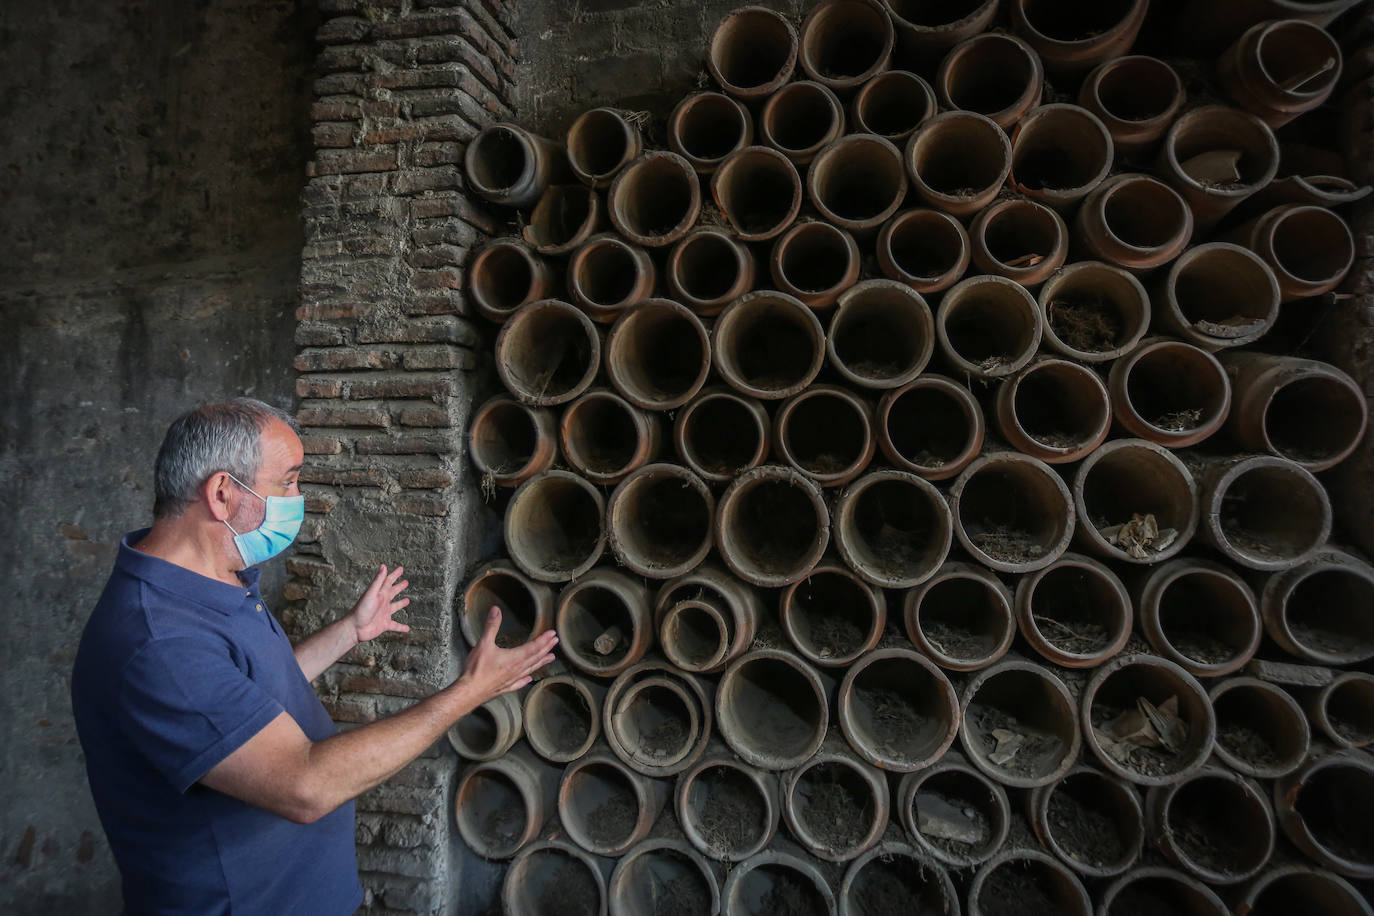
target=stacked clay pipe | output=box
[458,1,1374,913]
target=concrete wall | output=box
[0,1,316,911]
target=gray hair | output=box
[153,398,299,519]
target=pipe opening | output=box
[1081,446,1193,546]
[683,764,770,859]
[786,570,878,663]
[1292,763,1374,869]
[1284,569,1374,662]
[563,397,641,477]
[472,401,537,475]
[813,139,905,221]
[711,11,794,93]
[789,760,880,853]
[1326,677,1374,746]
[1027,564,1123,659]
[468,126,528,193]
[609,307,707,405]
[1105,873,1219,916]
[681,396,764,478]
[1013,363,1109,450]
[845,849,952,913]
[778,224,854,293]
[1248,870,1368,916]
[465,569,539,647]
[717,153,800,235]
[1043,771,1137,870]
[857,72,933,138]
[944,35,1037,116]
[917,576,1008,665]
[966,666,1076,781]
[888,0,986,27]
[886,211,965,278]
[662,602,729,671]
[612,474,712,573]
[676,232,745,301]
[721,656,824,763]
[472,244,536,316]
[959,462,1069,564]
[569,110,633,181]
[613,847,712,915]
[677,94,749,161]
[617,682,696,767]
[764,83,841,155]
[975,856,1085,915]
[577,242,639,307]
[507,476,602,577]
[1013,111,1112,192]
[843,479,945,581]
[779,390,868,477]
[1095,57,1179,121]
[1021,0,1135,41]
[848,655,954,764]
[1164,775,1271,876]
[501,307,596,400]
[885,385,976,471]
[911,119,1006,196]
[1212,683,1304,776]
[832,286,931,385]
[1156,571,1255,669]
[615,157,696,238]
[1171,116,1274,188]
[526,680,593,759]
[506,845,602,914]
[1216,465,1326,561]
[911,768,1004,861]
[528,186,595,250]
[561,585,635,670]
[944,284,1040,371]
[729,862,829,916]
[720,475,826,581]
[1044,270,1145,357]
[983,202,1061,268]
[1270,207,1355,284]
[1257,22,1340,97]
[457,769,526,855]
[1124,345,1226,435]
[454,707,498,756]
[801,2,891,84]
[1102,179,1188,249]
[563,761,640,851]
[1087,660,1211,780]
[722,305,821,393]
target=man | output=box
[71,398,557,914]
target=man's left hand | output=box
[351,565,411,643]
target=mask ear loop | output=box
[221,471,265,537]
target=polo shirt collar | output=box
[117,528,262,615]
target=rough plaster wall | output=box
[0,1,315,911]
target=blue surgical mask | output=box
[223,473,305,567]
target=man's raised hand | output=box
[351,564,411,644]
[459,606,558,700]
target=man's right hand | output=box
[457,606,558,703]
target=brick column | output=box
[287,1,514,912]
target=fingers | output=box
[386,565,405,586]
[480,605,503,647]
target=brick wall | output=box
[288,1,514,912]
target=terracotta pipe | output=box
[1221,352,1367,472]
[554,567,653,678]
[1208,676,1310,779]
[1179,0,1362,55]
[675,746,781,862]
[936,274,1043,380]
[1246,173,1372,213]
[1073,174,1193,275]
[832,469,952,588]
[566,107,642,189]
[721,848,836,916]
[607,150,701,248]
[851,70,936,142]
[1226,204,1356,302]
[883,0,999,72]
[969,198,1068,288]
[567,233,655,324]
[1152,242,1280,351]
[904,561,1015,672]
[950,451,1075,573]
[504,470,606,583]
[875,208,970,294]
[607,463,715,580]
[1219,19,1343,128]
[464,122,570,209]
[712,290,826,401]
[468,238,556,325]
[1107,337,1231,447]
[1010,104,1114,211]
[468,396,556,489]
[522,184,602,257]
[895,750,1011,869]
[446,692,522,762]
[1079,56,1187,158]
[1039,262,1150,362]
[1015,553,1132,668]
[602,660,712,777]
[667,91,754,175]
[959,657,1081,788]
[1146,767,1275,885]
[1307,672,1374,750]
[1072,438,1198,566]
[1027,765,1143,878]
[673,386,770,484]
[807,134,907,234]
[707,6,799,100]
[967,849,1091,916]
[455,745,560,860]
[716,465,830,587]
[905,111,1011,216]
[603,299,711,411]
[1193,454,1331,571]
[666,226,756,317]
[710,145,803,242]
[1136,558,1261,678]
[1259,549,1374,664]
[523,674,606,764]
[1008,0,1148,75]
[936,32,1044,130]
[715,648,831,771]
[460,559,555,649]
[558,749,670,857]
[837,647,959,772]
[759,81,846,166]
[781,737,890,863]
[502,840,607,915]
[559,389,661,486]
[876,374,984,481]
[655,563,763,674]
[1158,106,1280,231]
[1238,864,1374,916]
[1275,749,1374,879]
[1096,867,1229,916]
[798,0,895,92]
[772,384,875,487]
[838,843,959,916]
[608,839,720,916]
[495,299,601,406]
[778,561,885,668]
[1081,653,1217,787]
[768,220,861,309]
[993,358,1111,463]
[827,279,935,390]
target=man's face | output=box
[227,419,304,533]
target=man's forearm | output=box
[293,617,358,682]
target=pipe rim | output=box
[969,197,1069,286]
[465,123,537,202]
[1079,55,1186,143]
[659,598,732,673]
[936,273,1045,379]
[760,80,847,164]
[1201,455,1332,571]
[1314,672,1374,749]
[716,465,830,587]
[905,110,1012,215]
[1010,0,1149,55]
[1239,863,1373,916]
[558,752,659,856]
[676,755,779,862]
[1097,866,1228,916]
[524,184,601,256]
[960,657,1082,788]
[559,388,657,485]
[607,838,721,916]
[1137,558,1261,677]
[773,384,876,487]
[607,463,715,579]
[1147,766,1275,884]
[668,91,754,174]
[950,452,1075,573]
[666,226,755,315]
[469,238,546,323]
[1087,173,1194,267]
[524,675,601,763]
[779,561,885,667]
[710,145,804,242]
[1038,261,1150,362]
[716,648,829,769]
[768,219,861,309]
[876,374,985,480]
[502,840,608,914]
[798,0,895,91]
[968,848,1092,916]
[568,233,654,320]
[1030,764,1144,877]
[995,358,1112,462]
[721,849,837,916]
[807,133,908,232]
[781,748,889,861]
[567,107,640,188]
[1252,19,1343,101]
[460,559,553,648]
[884,0,997,33]
[1010,103,1115,207]
[876,207,971,293]
[494,299,602,406]
[712,291,826,400]
[469,395,554,486]
[455,756,541,859]
[851,70,937,141]
[1275,750,1374,879]
[898,751,1011,868]
[673,385,771,483]
[936,31,1045,129]
[1257,204,1357,300]
[1163,105,1280,201]
[838,842,958,916]
[1015,552,1133,667]
[1262,551,1374,664]
[604,299,711,410]
[1207,676,1309,779]
[1072,438,1199,565]
[607,150,701,247]
[832,469,953,588]
[554,568,650,677]
[603,661,711,777]
[446,693,521,761]
[837,646,960,771]
[707,6,799,99]
[1108,337,1230,447]
[827,278,936,390]
[504,469,607,582]
[903,561,1016,671]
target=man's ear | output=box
[202,471,237,523]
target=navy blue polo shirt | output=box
[72,530,363,915]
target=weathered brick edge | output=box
[288,1,514,912]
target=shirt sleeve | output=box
[118,635,285,793]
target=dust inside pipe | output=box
[966,668,1074,781]
[914,120,1006,197]
[781,392,867,476]
[1013,365,1107,449]
[1107,874,1215,916]
[888,0,986,27]
[917,576,1006,663]
[1293,764,1374,869]
[1044,771,1133,870]
[678,95,747,160]
[791,760,877,853]
[614,309,706,403]
[1212,684,1295,773]
[912,768,1001,861]
[683,396,762,477]
[453,705,498,756]
[1095,59,1178,121]
[815,143,904,221]
[578,241,639,307]
[529,186,593,248]
[711,12,793,92]
[615,847,712,915]
[526,680,593,758]
[506,845,601,916]
[1327,678,1374,746]
[1165,775,1269,877]
[859,74,932,137]
[468,127,526,192]
[1216,465,1325,561]
[1284,569,1374,662]
[983,203,1060,269]
[1046,283,1136,357]
[565,761,640,850]
[504,309,595,400]
[662,602,729,670]
[1124,346,1223,434]
[832,291,928,383]
[616,475,712,571]
[617,682,695,766]
[943,289,1038,371]
[507,478,602,576]
[1155,572,1252,669]
[849,656,950,764]
[458,768,525,853]
[619,158,695,238]
[1249,871,1367,916]
[845,849,951,914]
[778,225,851,294]
[1081,448,1191,545]
[888,213,964,279]
[846,480,943,580]
[885,385,974,471]
[787,570,876,661]
[1028,565,1121,658]
[473,401,537,474]
[1258,22,1340,93]
[684,763,769,858]
[564,397,639,477]
[958,465,1065,564]
[561,585,634,671]
[465,570,538,647]
[730,862,828,916]
[1271,209,1353,283]
[976,856,1083,916]
[724,657,822,761]
[570,109,631,179]
[945,36,1036,115]
[1102,180,1188,249]
[473,244,535,311]
[719,157,798,235]
[766,84,840,153]
[1020,0,1136,41]
[1266,376,1364,464]
[1087,664,1205,780]
[676,232,742,300]
[1013,116,1111,193]
[725,478,822,576]
[805,4,889,81]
